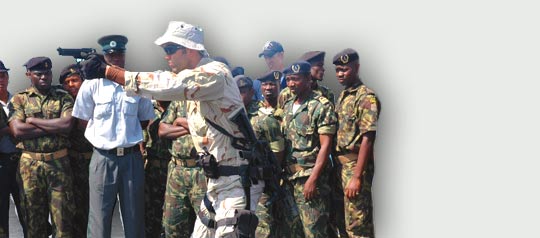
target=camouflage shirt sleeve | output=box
[315,98,337,135]
[160,101,179,124]
[252,114,285,153]
[59,92,74,118]
[358,94,380,135]
[8,94,26,122]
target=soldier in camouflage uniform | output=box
[234,74,282,237]
[144,100,172,238]
[333,49,380,238]
[8,57,75,238]
[253,71,305,238]
[59,64,93,238]
[277,51,335,111]
[281,61,338,238]
[159,100,206,237]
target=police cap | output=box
[98,35,128,54]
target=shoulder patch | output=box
[316,94,330,105]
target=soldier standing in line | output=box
[281,61,338,238]
[144,99,172,238]
[333,48,380,238]
[8,57,75,237]
[59,64,93,238]
[159,99,206,238]
[0,60,27,238]
[277,51,335,110]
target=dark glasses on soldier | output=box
[163,44,185,55]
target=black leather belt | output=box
[96,145,139,156]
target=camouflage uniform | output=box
[8,86,74,238]
[277,85,335,110]
[144,101,172,238]
[253,100,304,238]
[282,92,337,238]
[67,120,93,238]
[335,83,380,238]
[160,100,206,238]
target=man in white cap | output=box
[80,21,265,238]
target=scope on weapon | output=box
[57,47,96,62]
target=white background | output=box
[1,0,539,237]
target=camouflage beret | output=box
[256,70,282,83]
[24,57,52,72]
[332,48,359,65]
[282,60,311,76]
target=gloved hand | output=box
[80,53,107,79]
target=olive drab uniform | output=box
[68,115,94,238]
[281,92,337,238]
[8,86,75,238]
[335,82,380,237]
[160,100,207,238]
[144,100,172,238]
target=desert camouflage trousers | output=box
[19,152,74,238]
[162,160,206,238]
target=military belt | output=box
[149,159,170,168]
[172,157,198,168]
[337,153,358,164]
[22,148,68,161]
[96,145,139,156]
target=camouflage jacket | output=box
[335,82,380,154]
[277,84,335,110]
[146,100,172,160]
[160,100,195,160]
[248,101,285,154]
[8,86,74,152]
[282,91,337,178]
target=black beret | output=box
[256,70,282,83]
[59,64,81,84]
[299,51,325,64]
[332,48,359,65]
[0,60,9,72]
[98,35,128,54]
[282,60,311,76]
[24,57,52,72]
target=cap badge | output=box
[44,62,49,68]
[110,41,117,47]
[273,71,280,80]
[292,64,300,73]
[70,68,76,74]
[340,54,349,64]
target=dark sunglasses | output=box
[163,45,185,55]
